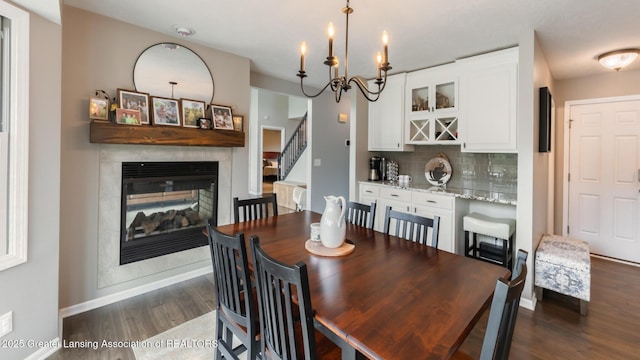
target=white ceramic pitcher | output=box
[320,195,346,248]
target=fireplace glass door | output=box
[120,161,218,264]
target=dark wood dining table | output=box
[213,211,510,359]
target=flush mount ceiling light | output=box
[171,25,194,37]
[597,49,640,71]
[296,0,391,103]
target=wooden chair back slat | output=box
[234,193,278,223]
[383,206,440,248]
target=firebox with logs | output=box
[120,161,218,265]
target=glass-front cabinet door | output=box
[405,64,459,145]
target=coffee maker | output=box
[369,157,382,181]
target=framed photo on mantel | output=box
[151,96,181,126]
[211,104,233,130]
[118,89,150,125]
[181,98,206,128]
[232,115,244,132]
[89,97,109,121]
[115,108,142,125]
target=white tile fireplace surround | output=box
[98,145,232,288]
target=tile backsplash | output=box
[376,145,517,193]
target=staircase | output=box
[277,113,307,180]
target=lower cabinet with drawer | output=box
[411,192,455,254]
[359,183,380,228]
[359,183,458,253]
[377,187,412,233]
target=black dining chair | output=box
[250,236,341,360]
[207,224,259,360]
[383,206,440,248]
[233,193,278,223]
[453,249,528,360]
[251,235,317,359]
[345,201,376,229]
[511,249,528,280]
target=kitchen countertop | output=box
[360,181,517,206]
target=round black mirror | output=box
[133,43,214,103]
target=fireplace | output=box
[120,161,218,264]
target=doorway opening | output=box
[261,126,284,194]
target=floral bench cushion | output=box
[535,234,590,302]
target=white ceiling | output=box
[61,0,640,89]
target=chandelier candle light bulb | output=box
[382,31,389,64]
[376,52,382,79]
[299,41,306,72]
[328,22,335,58]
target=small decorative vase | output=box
[320,195,346,248]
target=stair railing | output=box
[277,113,307,180]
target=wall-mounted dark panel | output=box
[539,87,552,152]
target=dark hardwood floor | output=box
[47,275,216,360]
[457,256,640,359]
[48,256,639,359]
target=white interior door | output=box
[568,98,640,263]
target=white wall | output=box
[515,30,553,308]
[250,73,347,211]
[529,33,556,305]
[513,31,556,308]
[515,31,537,306]
[289,95,308,118]
[0,10,61,360]
[309,92,351,212]
[59,5,250,309]
[284,150,308,183]
[349,91,371,201]
[249,87,308,192]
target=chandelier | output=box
[296,0,391,103]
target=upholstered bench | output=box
[535,234,590,316]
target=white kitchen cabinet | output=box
[374,186,412,232]
[368,73,414,151]
[411,192,456,253]
[358,183,380,229]
[358,183,457,253]
[404,63,460,145]
[458,47,518,153]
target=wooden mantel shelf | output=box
[90,121,245,147]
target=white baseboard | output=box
[24,337,60,360]
[59,266,212,319]
[520,296,536,311]
[591,253,640,267]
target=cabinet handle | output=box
[391,194,399,197]
[365,190,373,193]
[427,200,437,204]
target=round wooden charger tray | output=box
[305,239,355,257]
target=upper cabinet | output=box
[404,63,460,145]
[368,73,414,151]
[458,47,518,153]
[366,48,518,152]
